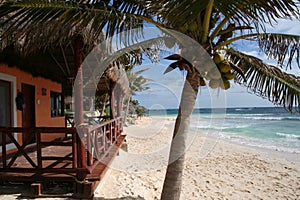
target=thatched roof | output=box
[0,37,130,96]
[83,62,130,97]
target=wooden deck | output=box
[0,117,126,199]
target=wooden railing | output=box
[0,127,82,174]
[81,116,123,171]
[0,116,123,179]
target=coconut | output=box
[221,79,230,90]
[205,72,211,80]
[165,38,176,49]
[201,61,215,72]
[199,77,207,86]
[209,79,221,89]
[208,67,222,80]
[218,60,232,73]
[223,71,235,80]
[213,52,225,64]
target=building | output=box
[0,38,129,199]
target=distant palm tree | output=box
[124,66,151,121]
[127,67,150,95]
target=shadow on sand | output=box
[0,182,32,199]
[0,183,146,200]
[94,197,145,200]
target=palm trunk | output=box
[161,72,199,200]
[123,97,131,125]
[100,95,108,117]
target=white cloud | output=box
[265,18,300,34]
[132,18,300,109]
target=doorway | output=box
[22,83,36,144]
[0,79,13,145]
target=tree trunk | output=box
[161,72,199,200]
[74,35,87,181]
[123,96,131,125]
[100,95,108,117]
[74,35,84,125]
[110,82,116,120]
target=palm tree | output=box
[127,67,151,96]
[145,1,300,199]
[124,66,151,122]
[1,1,300,200]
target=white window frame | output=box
[0,72,17,152]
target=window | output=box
[0,80,12,144]
[50,91,62,117]
[0,72,17,151]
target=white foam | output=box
[276,132,300,139]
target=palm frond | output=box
[0,0,149,54]
[214,0,299,28]
[257,33,300,69]
[133,68,150,76]
[164,53,195,74]
[164,54,182,61]
[151,0,299,40]
[227,48,300,113]
[127,66,151,95]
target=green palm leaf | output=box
[227,48,300,112]
[0,0,150,53]
[153,0,298,31]
[257,33,300,69]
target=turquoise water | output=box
[147,107,300,154]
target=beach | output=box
[95,116,300,200]
[0,115,299,199]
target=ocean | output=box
[147,107,300,154]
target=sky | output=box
[131,18,300,109]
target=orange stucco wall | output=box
[0,64,65,142]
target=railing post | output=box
[87,128,93,166]
[117,117,121,137]
[2,131,6,168]
[120,117,123,133]
[36,131,42,169]
[72,128,77,169]
[110,122,113,143]
[104,125,107,151]
[76,126,87,181]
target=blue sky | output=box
[131,18,300,109]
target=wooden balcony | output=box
[0,117,126,199]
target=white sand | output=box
[1,116,299,199]
[94,116,300,200]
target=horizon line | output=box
[146,105,280,110]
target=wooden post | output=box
[115,84,122,118]
[116,86,123,138]
[72,128,77,169]
[87,128,93,166]
[2,131,6,168]
[74,35,87,181]
[36,131,42,169]
[30,183,41,197]
[74,35,84,126]
[109,82,116,120]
